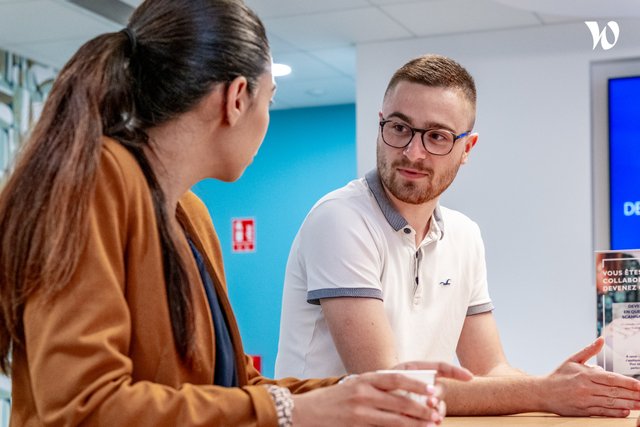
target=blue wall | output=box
[193,104,356,378]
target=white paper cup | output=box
[375,369,436,405]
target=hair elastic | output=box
[122,27,137,55]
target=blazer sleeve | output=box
[21,144,279,427]
[243,354,341,392]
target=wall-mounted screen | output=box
[592,59,640,251]
[609,76,640,250]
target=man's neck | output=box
[382,186,438,246]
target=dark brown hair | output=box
[385,54,477,110]
[0,0,270,373]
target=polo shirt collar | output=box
[365,169,445,239]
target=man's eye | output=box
[392,124,409,133]
[428,130,450,143]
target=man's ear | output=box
[224,76,250,126]
[461,133,478,165]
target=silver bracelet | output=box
[264,385,294,427]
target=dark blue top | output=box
[187,238,238,387]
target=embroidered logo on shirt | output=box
[439,279,452,286]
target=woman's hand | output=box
[291,362,472,426]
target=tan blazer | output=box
[10,139,337,426]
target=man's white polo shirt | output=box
[275,170,493,378]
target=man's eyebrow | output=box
[385,112,456,133]
[385,111,412,124]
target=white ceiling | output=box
[0,0,633,110]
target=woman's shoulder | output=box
[97,137,155,203]
[92,138,153,227]
[100,138,144,183]
[178,192,223,271]
[179,191,214,235]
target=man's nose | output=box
[403,132,428,161]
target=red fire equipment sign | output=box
[232,218,255,252]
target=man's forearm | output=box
[483,362,527,377]
[442,376,547,415]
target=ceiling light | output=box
[272,63,292,77]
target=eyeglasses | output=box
[379,119,471,156]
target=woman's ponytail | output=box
[0,31,133,373]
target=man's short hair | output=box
[384,54,476,108]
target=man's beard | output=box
[377,144,461,205]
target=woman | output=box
[0,0,470,425]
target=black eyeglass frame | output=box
[379,119,472,156]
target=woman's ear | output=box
[224,76,250,126]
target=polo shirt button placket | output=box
[412,249,422,306]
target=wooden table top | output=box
[443,411,640,426]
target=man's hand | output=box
[393,360,473,382]
[543,337,640,417]
[392,360,474,420]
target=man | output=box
[275,54,640,416]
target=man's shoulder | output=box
[439,205,482,235]
[296,177,385,237]
[310,177,373,214]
